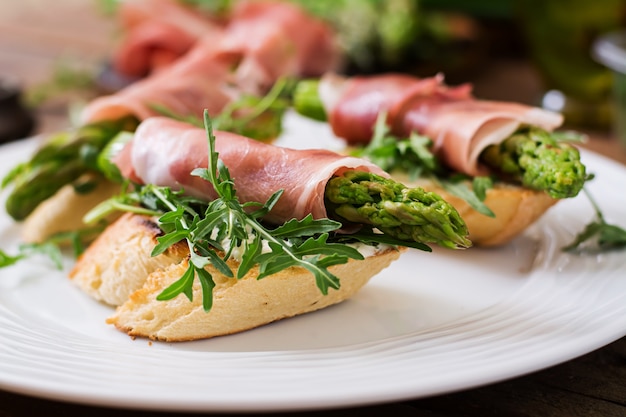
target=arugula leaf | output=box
[156,262,196,302]
[269,214,343,238]
[0,223,106,270]
[436,175,495,218]
[354,111,440,180]
[563,187,626,253]
[150,77,293,142]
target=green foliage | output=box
[563,188,626,253]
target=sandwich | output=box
[68,114,470,341]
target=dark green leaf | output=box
[439,178,495,218]
[472,176,494,202]
[294,234,363,260]
[345,227,432,251]
[156,262,195,302]
[563,187,626,253]
[193,208,228,239]
[236,235,262,279]
[20,242,64,270]
[0,250,24,267]
[152,229,189,257]
[304,262,341,295]
[196,268,216,312]
[203,247,234,278]
[270,214,342,238]
[257,254,295,280]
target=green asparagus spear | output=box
[293,80,327,122]
[3,116,139,220]
[293,80,326,121]
[479,128,588,199]
[325,170,471,249]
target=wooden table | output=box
[1,2,626,416]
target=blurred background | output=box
[1,0,625,148]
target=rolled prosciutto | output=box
[84,39,237,123]
[319,73,563,176]
[112,0,225,77]
[115,117,387,225]
[82,0,340,124]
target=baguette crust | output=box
[70,213,404,341]
[394,174,558,247]
[69,212,188,306]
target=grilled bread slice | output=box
[70,213,404,342]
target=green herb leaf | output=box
[270,214,342,238]
[236,235,262,279]
[156,262,196,302]
[438,177,495,218]
[196,268,216,312]
[563,187,626,253]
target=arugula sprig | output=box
[136,110,365,311]
[150,77,293,142]
[353,112,495,217]
[563,187,626,253]
[0,226,105,270]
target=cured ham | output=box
[112,0,225,77]
[83,0,340,125]
[222,0,340,92]
[321,73,473,145]
[116,117,387,225]
[83,39,237,123]
[319,73,563,176]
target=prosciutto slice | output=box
[219,1,340,94]
[82,39,237,123]
[320,73,563,176]
[82,0,340,124]
[112,0,224,77]
[116,117,387,225]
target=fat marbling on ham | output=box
[319,73,564,176]
[82,0,341,124]
[115,117,387,225]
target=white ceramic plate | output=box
[1,119,626,413]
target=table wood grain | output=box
[1,2,625,416]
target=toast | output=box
[21,175,121,244]
[70,213,404,341]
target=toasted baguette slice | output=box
[394,174,558,247]
[69,212,188,306]
[107,244,403,342]
[70,212,403,342]
[21,175,121,244]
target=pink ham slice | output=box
[112,0,224,77]
[116,117,387,225]
[82,0,340,125]
[82,39,237,124]
[223,0,340,93]
[320,73,473,145]
[321,73,563,176]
